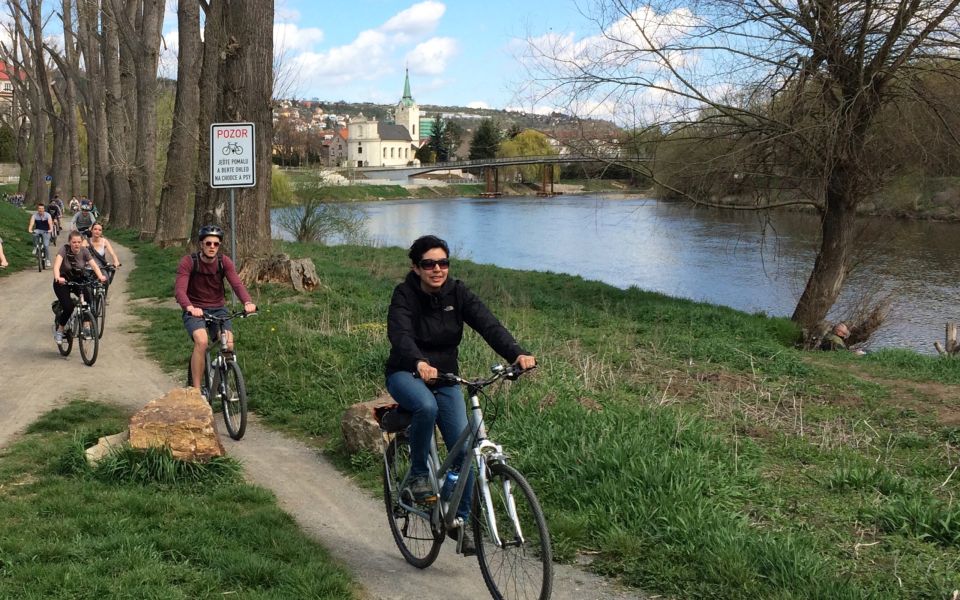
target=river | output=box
[272,195,959,353]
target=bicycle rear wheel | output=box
[212,360,247,440]
[474,462,553,600]
[78,310,99,366]
[383,436,443,568]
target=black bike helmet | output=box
[197,224,225,241]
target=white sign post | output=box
[210,122,256,265]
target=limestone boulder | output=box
[129,387,225,461]
[342,393,396,455]
[85,430,129,466]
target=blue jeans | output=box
[386,370,475,520]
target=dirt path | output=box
[0,244,647,600]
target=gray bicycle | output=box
[377,364,553,600]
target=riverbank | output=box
[116,232,960,599]
[670,175,960,222]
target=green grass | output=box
[0,401,358,599]
[0,197,35,275]
[116,236,960,599]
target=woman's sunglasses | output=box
[418,258,450,270]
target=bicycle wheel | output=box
[78,310,99,366]
[474,462,553,600]
[212,360,247,440]
[36,243,43,272]
[383,436,443,568]
[56,316,73,356]
[94,290,107,338]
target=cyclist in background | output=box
[84,223,121,285]
[69,196,80,212]
[70,200,96,237]
[385,234,536,555]
[47,197,63,239]
[27,201,54,268]
[174,225,256,390]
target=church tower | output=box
[395,68,420,140]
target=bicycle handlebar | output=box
[201,309,257,323]
[432,363,536,389]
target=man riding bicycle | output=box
[386,234,536,556]
[174,225,256,390]
[27,201,54,268]
[47,197,63,236]
[70,200,97,237]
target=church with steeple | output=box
[346,70,423,168]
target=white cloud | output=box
[405,37,457,75]
[292,29,392,86]
[467,101,490,109]
[275,23,324,52]
[381,1,445,40]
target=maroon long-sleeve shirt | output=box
[174,253,252,310]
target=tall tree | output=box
[522,0,960,333]
[428,114,448,162]
[101,0,133,226]
[155,0,202,246]
[210,0,274,260]
[110,0,164,236]
[469,118,501,160]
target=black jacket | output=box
[386,271,527,376]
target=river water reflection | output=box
[272,195,959,353]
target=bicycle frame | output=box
[393,373,525,549]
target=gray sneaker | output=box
[405,474,436,502]
[448,525,476,556]
[54,330,63,344]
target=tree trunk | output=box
[62,0,83,199]
[791,193,857,331]
[76,0,111,212]
[192,0,225,233]
[155,0,201,245]
[101,0,133,227]
[214,0,274,261]
[111,0,163,237]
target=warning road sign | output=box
[210,123,256,188]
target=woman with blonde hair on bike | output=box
[83,223,121,285]
[385,234,536,556]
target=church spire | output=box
[401,68,414,107]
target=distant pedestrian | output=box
[0,236,8,268]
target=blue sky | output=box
[261,0,584,110]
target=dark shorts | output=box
[182,306,232,338]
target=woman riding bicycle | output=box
[83,223,121,285]
[53,230,108,343]
[385,234,536,556]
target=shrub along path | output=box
[0,244,647,600]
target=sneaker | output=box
[404,475,436,502]
[45,259,51,267]
[31,247,36,256]
[54,330,63,344]
[81,327,92,339]
[448,525,476,556]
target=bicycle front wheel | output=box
[383,436,443,568]
[95,291,107,338]
[36,245,43,272]
[474,462,553,600]
[78,310,99,366]
[213,361,247,439]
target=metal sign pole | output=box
[230,187,237,265]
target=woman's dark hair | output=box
[408,235,449,264]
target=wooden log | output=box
[947,322,958,353]
[935,341,947,356]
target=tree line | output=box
[0,0,274,258]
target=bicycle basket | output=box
[374,403,412,433]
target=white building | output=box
[346,70,421,167]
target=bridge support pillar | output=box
[537,165,557,197]
[480,167,502,198]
